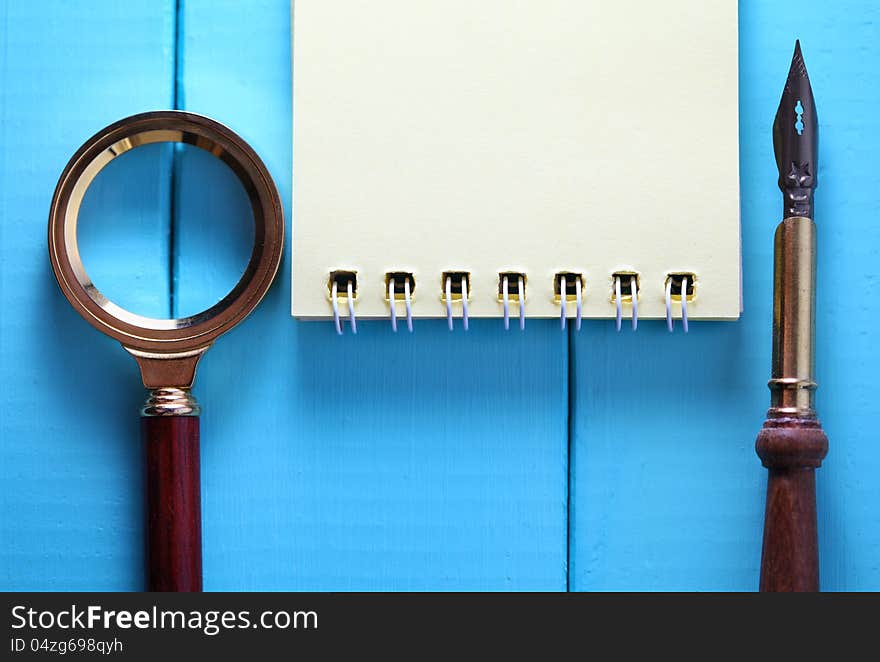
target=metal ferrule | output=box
[767,216,818,418]
[141,387,201,417]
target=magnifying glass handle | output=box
[142,414,203,592]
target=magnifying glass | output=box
[48,111,284,591]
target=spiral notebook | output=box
[291,0,741,326]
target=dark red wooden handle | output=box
[756,420,828,592]
[142,416,203,592]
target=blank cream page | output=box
[292,0,740,319]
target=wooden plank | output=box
[569,325,766,590]
[173,0,568,590]
[569,0,880,590]
[0,2,175,589]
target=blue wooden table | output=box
[1,0,878,591]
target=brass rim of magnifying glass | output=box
[48,111,284,387]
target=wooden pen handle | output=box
[756,419,828,592]
[142,416,203,592]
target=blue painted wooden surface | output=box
[1,0,878,591]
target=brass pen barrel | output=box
[756,214,828,592]
[768,216,817,418]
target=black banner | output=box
[1,592,870,659]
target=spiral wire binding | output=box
[502,276,510,330]
[614,275,638,332]
[502,275,527,331]
[461,277,469,331]
[330,271,695,333]
[518,275,525,330]
[445,277,453,331]
[331,277,357,335]
[404,277,413,332]
[614,276,622,331]
[665,276,689,334]
[445,275,469,331]
[559,275,583,331]
[389,278,397,332]
[680,276,689,333]
[347,280,357,334]
[331,280,342,335]
[560,276,567,330]
[630,275,638,331]
[388,277,412,333]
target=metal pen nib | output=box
[773,40,818,219]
